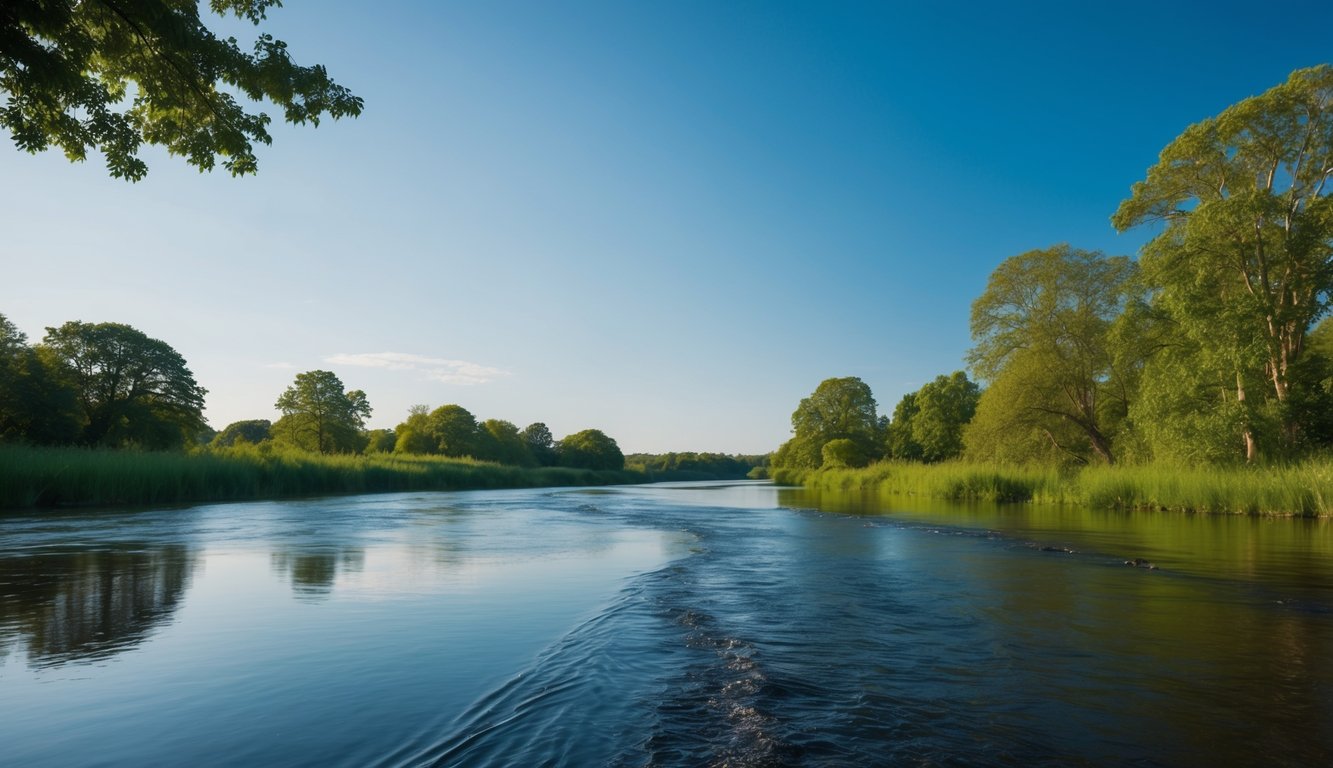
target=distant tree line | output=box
[624,452,770,481]
[775,66,1333,469]
[0,316,625,470]
[214,370,627,471]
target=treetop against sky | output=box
[2,1,1331,453]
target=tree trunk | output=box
[1237,372,1258,463]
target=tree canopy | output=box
[210,418,270,447]
[774,377,880,469]
[0,313,81,445]
[1113,64,1333,461]
[1,0,362,179]
[41,320,207,449]
[966,246,1142,465]
[272,370,369,454]
[556,428,625,471]
[900,371,979,463]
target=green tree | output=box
[481,419,535,466]
[210,418,270,447]
[967,245,1142,465]
[556,428,624,470]
[1,0,362,180]
[363,428,396,454]
[272,370,369,454]
[0,313,81,444]
[774,376,880,469]
[426,404,480,458]
[884,391,923,461]
[1113,65,1333,461]
[910,371,980,462]
[393,404,434,454]
[520,422,557,466]
[40,320,207,449]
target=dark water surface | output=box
[2,482,1332,766]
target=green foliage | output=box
[1113,65,1333,460]
[967,245,1142,464]
[775,377,881,469]
[210,419,271,447]
[901,371,979,462]
[40,320,207,449]
[426,404,480,457]
[884,392,922,461]
[820,438,868,469]
[0,442,646,510]
[624,451,768,480]
[480,419,535,467]
[0,0,362,179]
[783,459,1333,515]
[520,422,557,466]
[272,370,370,454]
[556,428,625,471]
[0,313,82,445]
[362,428,396,453]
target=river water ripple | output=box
[2,482,1331,766]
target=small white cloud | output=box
[326,352,510,386]
[264,361,297,370]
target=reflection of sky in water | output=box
[0,489,684,768]
[3,483,1333,767]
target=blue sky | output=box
[2,1,1330,453]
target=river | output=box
[2,481,1331,766]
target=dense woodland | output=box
[774,66,1333,471]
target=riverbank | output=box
[773,460,1333,516]
[0,444,645,510]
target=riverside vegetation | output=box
[771,66,1333,516]
[0,317,756,509]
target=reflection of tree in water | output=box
[270,548,364,600]
[0,545,196,668]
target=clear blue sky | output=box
[3,1,1330,453]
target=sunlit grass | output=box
[775,459,1333,516]
[0,444,644,509]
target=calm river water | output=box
[2,482,1332,766]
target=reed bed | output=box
[775,459,1333,516]
[0,444,644,510]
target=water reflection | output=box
[0,545,196,667]
[270,547,365,601]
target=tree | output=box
[363,428,396,454]
[884,391,923,461]
[210,418,270,447]
[1113,65,1333,461]
[272,370,369,454]
[0,313,81,444]
[774,377,880,469]
[40,320,207,449]
[556,428,625,471]
[393,404,434,454]
[967,246,1142,464]
[520,422,557,466]
[480,419,535,466]
[909,372,980,462]
[2,0,362,180]
[426,404,480,458]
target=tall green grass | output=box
[775,459,1333,516]
[0,444,645,510]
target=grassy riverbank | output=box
[774,460,1333,516]
[0,444,645,510]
